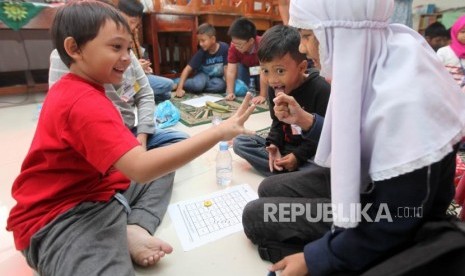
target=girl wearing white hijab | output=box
[265,0,465,275]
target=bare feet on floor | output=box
[127,224,173,267]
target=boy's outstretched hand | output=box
[175,88,186,98]
[225,93,236,101]
[218,92,256,141]
[269,252,309,276]
[252,95,266,105]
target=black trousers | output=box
[242,164,331,255]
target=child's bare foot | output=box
[127,225,173,267]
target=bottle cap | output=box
[219,141,229,150]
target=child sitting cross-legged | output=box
[6,1,255,275]
[233,25,330,177]
[175,23,229,98]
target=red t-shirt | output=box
[227,36,262,68]
[7,74,139,250]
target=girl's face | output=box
[457,27,465,45]
[298,29,320,70]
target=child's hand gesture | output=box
[266,144,283,172]
[138,59,153,74]
[175,88,185,98]
[273,92,303,125]
[251,95,266,105]
[217,92,256,140]
[225,93,236,101]
[273,92,315,131]
[275,153,298,172]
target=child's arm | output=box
[266,90,285,150]
[225,63,238,101]
[175,65,193,98]
[132,51,156,149]
[278,0,290,25]
[251,76,268,105]
[223,65,228,81]
[114,93,256,183]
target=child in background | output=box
[233,25,330,177]
[225,17,267,104]
[437,15,465,92]
[118,0,175,103]
[7,2,255,275]
[424,21,449,52]
[175,23,229,98]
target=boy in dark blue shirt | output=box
[175,23,229,98]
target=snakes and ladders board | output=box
[168,184,258,251]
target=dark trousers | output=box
[242,165,332,256]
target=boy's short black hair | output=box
[258,25,306,63]
[228,17,256,40]
[117,0,144,18]
[425,22,449,39]
[51,0,131,67]
[197,23,216,36]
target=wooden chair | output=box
[142,12,198,76]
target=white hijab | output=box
[289,0,465,228]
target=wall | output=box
[411,0,465,30]
[413,0,464,11]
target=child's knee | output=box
[242,200,263,240]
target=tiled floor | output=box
[0,92,272,275]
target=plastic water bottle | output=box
[216,141,232,186]
[248,77,256,96]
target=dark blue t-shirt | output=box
[188,41,229,78]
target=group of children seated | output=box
[174,17,268,105]
[5,0,465,275]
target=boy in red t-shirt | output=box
[225,17,267,105]
[6,1,255,275]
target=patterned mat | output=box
[256,126,270,138]
[170,93,269,127]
